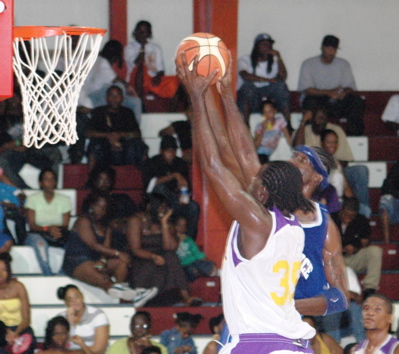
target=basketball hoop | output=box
[13,26,106,148]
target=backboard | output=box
[0,0,13,100]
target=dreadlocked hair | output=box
[262,161,314,214]
[250,42,274,74]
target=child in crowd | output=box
[202,314,225,354]
[160,312,203,354]
[39,316,85,353]
[175,216,217,282]
[253,99,291,163]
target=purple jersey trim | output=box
[230,333,312,354]
[272,207,300,233]
[230,222,242,267]
[230,209,299,268]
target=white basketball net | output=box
[13,29,104,148]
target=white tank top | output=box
[221,208,315,340]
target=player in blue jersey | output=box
[290,145,349,315]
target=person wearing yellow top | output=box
[107,311,166,354]
[303,316,343,354]
[0,253,36,353]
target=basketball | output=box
[176,32,229,84]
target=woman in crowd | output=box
[24,168,71,275]
[83,166,138,251]
[39,316,87,353]
[62,193,136,301]
[126,193,201,307]
[107,311,167,354]
[57,285,109,354]
[0,253,36,354]
[320,129,371,217]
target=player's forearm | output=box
[295,296,328,316]
[205,91,246,186]
[221,92,260,182]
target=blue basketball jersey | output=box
[294,202,329,300]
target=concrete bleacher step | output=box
[17,275,119,305]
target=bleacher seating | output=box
[7,90,399,349]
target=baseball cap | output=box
[160,135,178,150]
[254,33,275,44]
[322,35,339,49]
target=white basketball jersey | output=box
[221,208,315,340]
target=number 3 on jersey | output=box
[271,260,301,306]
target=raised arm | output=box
[216,56,261,186]
[177,54,272,259]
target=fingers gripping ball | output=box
[176,33,229,84]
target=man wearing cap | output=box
[141,135,200,240]
[237,33,291,126]
[298,35,365,136]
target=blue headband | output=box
[294,145,329,190]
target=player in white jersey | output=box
[177,54,315,353]
[352,294,399,354]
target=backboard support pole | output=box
[0,0,13,101]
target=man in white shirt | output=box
[298,35,365,136]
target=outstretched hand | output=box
[216,51,234,97]
[176,52,218,97]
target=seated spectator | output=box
[57,285,109,353]
[379,160,399,244]
[331,198,382,298]
[126,193,201,307]
[107,311,167,354]
[0,171,26,245]
[293,107,371,217]
[86,85,148,169]
[381,94,399,135]
[202,314,225,354]
[39,316,85,353]
[0,88,62,189]
[159,117,192,164]
[79,39,142,122]
[142,135,200,240]
[175,216,217,282]
[0,253,37,354]
[254,99,291,164]
[62,193,140,301]
[236,33,290,126]
[298,35,365,136]
[83,165,138,251]
[320,129,371,217]
[125,20,179,101]
[352,294,399,354]
[24,169,71,275]
[160,312,203,354]
[0,176,24,250]
[302,316,343,354]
